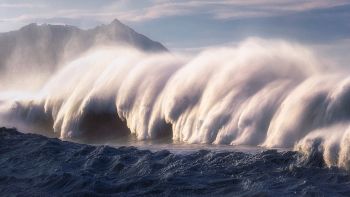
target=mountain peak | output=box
[110,19,123,26]
[92,19,168,52]
[20,23,38,30]
[18,22,79,32]
[0,19,168,85]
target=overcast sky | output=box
[0,0,350,53]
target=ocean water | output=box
[2,38,350,196]
[1,128,350,197]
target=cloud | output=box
[115,3,194,22]
[1,0,349,25]
[0,3,46,8]
[109,0,350,21]
[1,0,350,33]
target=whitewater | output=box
[1,38,350,170]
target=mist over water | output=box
[1,38,350,169]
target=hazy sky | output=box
[0,0,350,52]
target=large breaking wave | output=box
[1,38,350,169]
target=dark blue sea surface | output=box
[0,128,350,196]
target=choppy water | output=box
[1,128,350,197]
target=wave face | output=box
[1,38,350,169]
[1,128,350,196]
